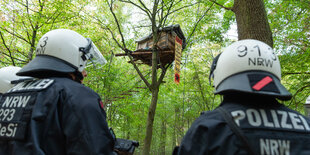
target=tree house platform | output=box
[115,24,186,67]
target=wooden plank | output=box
[112,96,126,99]
[135,87,147,89]
[132,51,151,55]
[115,50,173,57]
[115,53,127,56]
[135,48,153,52]
[132,50,174,55]
[137,32,173,51]
[120,93,132,96]
[128,90,140,93]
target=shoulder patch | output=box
[8,79,54,93]
[99,100,104,110]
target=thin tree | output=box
[210,0,273,46]
[0,0,83,66]
[101,0,215,154]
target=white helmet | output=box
[306,96,310,105]
[209,39,291,100]
[0,66,27,93]
[305,96,310,117]
[17,29,107,77]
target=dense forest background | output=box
[0,0,309,154]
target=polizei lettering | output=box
[260,138,290,155]
[231,109,310,131]
[248,57,274,68]
[8,79,54,92]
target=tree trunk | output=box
[143,85,159,155]
[172,109,177,152]
[141,57,160,154]
[143,23,161,154]
[193,62,209,110]
[233,0,273,47]
[159,119,167,155]
[175,107,183,146]
[126,117,130,139]
[28,27,38,61]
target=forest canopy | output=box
[0,0,309,154]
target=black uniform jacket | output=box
[0,77,115,155]
[176,95,310,155]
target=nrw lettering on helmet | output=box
[36,37,48,55]
[236,44,277,68]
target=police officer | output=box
[0,29,115,154]
[304,96,310,117]
[174,39,310,155]
[0,66,25,95]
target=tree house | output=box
[115,24,186,67]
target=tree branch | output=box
[0,31,15,65]
[120,0,152,20]
[0,50,28,64]
[127,52,152,90]
[283,72,310,77]
[158,63,172,85]
[0,27,30,44]
[20,19,32,43]
[92,0,152,90]
[15,48,29,59]
[105,27,125,50]
[208,0,232,10]
[160,0,175,27]
[168,2,200,15]
[193,61,209,110]
[107,0,127,49]
[24,0,36,31]
[138,0,153,20]
[289,84,310,108]
[186,3,215,47]
[133,24,152,29]
[14,0,39,13]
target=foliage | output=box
[0,0,309,154]
[0,0,85,66]
[267,0,310,114]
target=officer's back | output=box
[175,39,310,155]
[0,29,114,155]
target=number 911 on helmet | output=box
[209,39,291,100]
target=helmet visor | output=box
[89,42,107,65]
[82,38,107,68]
